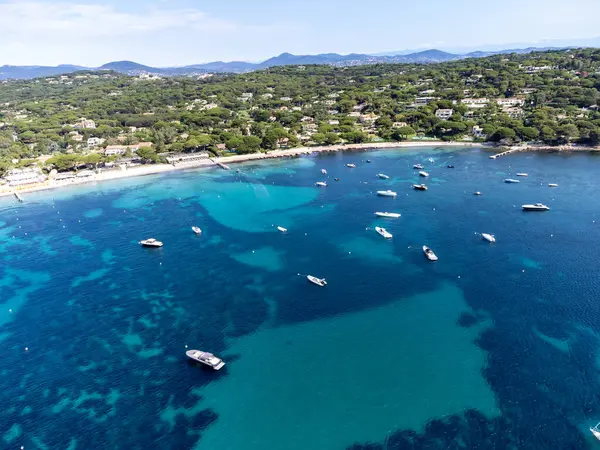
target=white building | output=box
[461,98,489,108]
[104,146,127,156]
[166,153,210,165]
[5,168,46,187]
[415,97,436,106]
[496,98,525,108]
[87,137,105,148]
[72,118,96,129]
[435,109,454,120]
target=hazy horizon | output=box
[0,0,599,66]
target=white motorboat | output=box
[548,183,558,187]
[315,181,327,187]
[377,173,390,179]
[504,178,520,183]
[591,422,600,441]
[186,350,225,370]
[522,203,550,211]
[346,163,356,168]
[423,245,438,261]
[481,233,496,243]
[139,238,163,248]
[413,184,428,191]
[321,169,327,175]
[192,226,202,235]
[474,191,482,196]
[377,190,397,197]
[419,171,429,177]
[428,158,435,163]
[413,164,424,170]
[307,275,327,287]
[375,212,401,218]
[277,226,287,233]
[516,173,528,177]
[375,227,393,239]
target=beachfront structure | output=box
[104,146,127,156]
[435,109,454,120]
[461,98,489,108]
[4,168,47,187]
[166,153,210,165]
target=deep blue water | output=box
[1,146,600,449]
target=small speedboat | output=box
[307,275,327,287]
[377,190,397,197]
[482,233,496,243]
[139,238,163,248]
[591,422,600,441]
[419,171,429,177]
[504,179,520,183]
[375,212,401,218]
[334,178,340,181]
[366,160,372,163]
[186,350,225,370]
[423,245,438,261]
[548,183,558,187]
[346,163,356,168]
[277,226,287,233]
[516,173,528,177]
[375,227,393,239]
[413,184,428,191]
[474,191,482,196]
[377,173,390,179]
[321,169,327,175]
[447,165,455,168]
[522,203,550,211]
[428,158,435,163]
[413,164,424,170]
[192,226,202,235]
[315,181,327,187]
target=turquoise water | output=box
[1,147,600,449]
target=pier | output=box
[489,147,526,159]
[13,191,24,202]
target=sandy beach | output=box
[1,140,596,199]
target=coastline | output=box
[1,140,597,199]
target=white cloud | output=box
[0,1,250,65]
[0,1,236,37]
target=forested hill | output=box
[0,48,599,174]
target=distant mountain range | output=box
[0,46,573,80]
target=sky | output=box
[1,0,600,66]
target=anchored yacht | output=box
[377,173,390,179]
[375,212,401,218]
[192,226,202,235]
[307,275,327,287]
[482,233,496,243]
[186,350,225,370]
[375,227,393,239]
[377,190,397,197]
[139,238,163,248]
[423,245,438,261]
[413,184,428,191]
[522,203,550,211]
